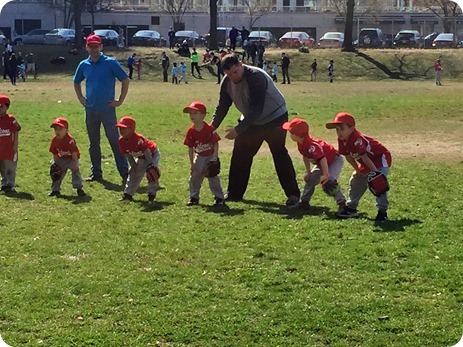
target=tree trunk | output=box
[342,0,355,52]
[73,0,83,49]
[209,0,218,50]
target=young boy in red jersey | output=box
[0,94,20,194]
[326,112,392,221]
[49,117,86,197]
[282,118,346,214]
[183,101,225,207]
[116,116,160,203]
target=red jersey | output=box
[434,61,442,71]
[297,136,339,166]
[183,122,220,157]
[49,132,80,159]
[119,132,157,158]
[338,129,391,173]
[0,113,21,161]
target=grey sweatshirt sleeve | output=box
[211,79,233,129]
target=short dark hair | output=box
[221,54,240,71]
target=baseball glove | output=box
[146,164,161,182]
[321,177,340,197]
[50,163,63,182]
[204,158,221,178]
[367,171,389,197]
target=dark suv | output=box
[358,28,386,48]
[393,30,423,48]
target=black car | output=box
[93,29,119,46]
[132,30,166,47]
[174,30,205,47]
[358,28,386,48]
[423,32,439,48]
[393,30,423,48]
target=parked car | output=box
[318,32,344,48]
[13,29,50,45]
[44,28,75,46]
[174,30,205,47]
[204,27,242,48]
[432,33,458,48]
[131,30,166,47]
[423,32,439,48]
[93,29,119,46]
[358,28,386,48]
[247,30,277,47]
[393,30,423,48]
[278,31,315,49]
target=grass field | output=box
[1,73,463,346]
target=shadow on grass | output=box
[241,199,331,219]
[4,191,35,200]
[98,179,124,192]
[373,218,422,232]
[56,194,93,204]
[205,204,245,216]
[140,200,175,212]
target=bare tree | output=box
[160,0,192,29]
[243,0,276,29]
[209,0,218,50]
[416,0,462,32]
[86,0,113,32]
[342,0,356,52]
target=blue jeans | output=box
[85,108,128,178]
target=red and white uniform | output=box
[338,129,391,173]
[183,123,220,156]
[49,133,80,159]
[119,132,157,158]
[434,60,442,72]
[0,114,21,161]
[297,136,339,166]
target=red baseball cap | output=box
[282,118,309,137]
[0,94,10,107]
[86,34,102,45]
[115,116,136,130]
[50,117,69,129]
[183,101,207,114]
[326,112,356,129]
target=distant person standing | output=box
[434,58,442,86]
[171,62,179,84]
[118,26,125,48]
[281,52,290,84]
[272,61,278,82]
[127,53,136,79]
[25,52,36,79]
[229,26,239,51]
[73,34,129,183]
[328,59,334,83]
[8,53,18,86]
[310,58,317,82]
[179,61,188,84]
[190,48,202,78]
[161,51,170,82]
[2,50,9,80]
[168,27,175,50]
[240,26,250,43]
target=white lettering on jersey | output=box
[0,128,11,137]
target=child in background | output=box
[282,118,346,214]
[116,116,161,204]
[183,101,225,207]
[171,62,178,84]
[0,94,20,194]
[328,59,334,83]
[262,61,268,74]
[48,117,85,197]
[272,62,278,82]
[179,61,188,84]
[326,112,392,221]
[19,63,26,82]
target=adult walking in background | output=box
[8,53,18,86]
[281,52,290,84]
[161,51,170,82]
[168,27,175,50]
[73,34,129,183]
[310,58,317,82]
[211,54,300,205]
[127,53,136,79]
[229,26,239,51]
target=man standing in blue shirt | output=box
[73,34,129,183]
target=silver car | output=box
[44,28,75,46]
[14,29,50,45]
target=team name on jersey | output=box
[58,150,72,157]
[0,128,11,137]
[195,142,213,154]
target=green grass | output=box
[0,79,462,346]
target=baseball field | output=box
[1,49,463,346]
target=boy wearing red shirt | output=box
[326,112,392,221]
[282,118,346,214]
[0,94,21,194]
[116,116,160,203]
[183,101,225,207]
[49,117,86,197]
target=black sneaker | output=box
[148,194,156,204]
[213,198,226,207]
[224,194,242,202]
[294,200,310,210]
[86,174,102,182]
[285,196,300,207]
[48,191,61,197]
[336,207,359,219]
[375,211,388,222]
[119,193,134,202]
[77,189,86,197]
[187,197,199,206]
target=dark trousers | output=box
[227,113,300,200]
[162,68,168,82]
[282,68,290,84]
[230,38,237,50]
[128,65,133,79]
[191,62,201,76]
[3,65,8,79]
